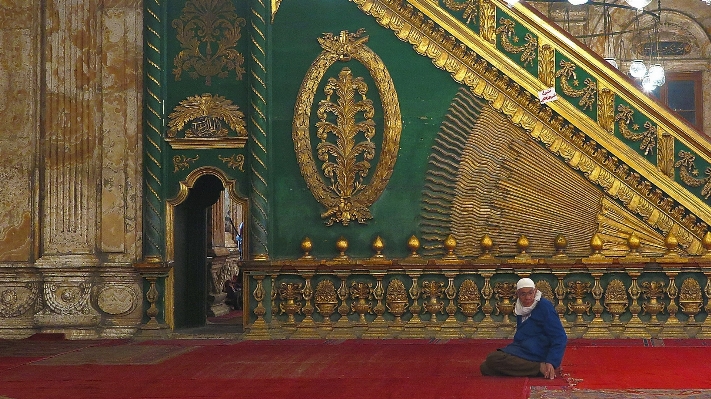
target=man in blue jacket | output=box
[480,278,567,379]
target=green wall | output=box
[270,0,461,259]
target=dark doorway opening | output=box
[172,174,224,329]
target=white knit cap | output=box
[516,278,535,290]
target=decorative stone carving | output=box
[96,285,140,316]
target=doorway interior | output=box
[171,173,245,336]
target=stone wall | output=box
[0,0,143,339]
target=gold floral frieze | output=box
[556,60,597,111]
[616,104,657,156]
[443,0,479,24]
[496,18,538,67]
[167,93,247,149]
[675,151,711,199]
[292,30,401,226]
[172,0,246,86]
[218,154,245,171]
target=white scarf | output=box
[515,290,542,322]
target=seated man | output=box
[480,278,567,379]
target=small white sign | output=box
[538,87,558,104]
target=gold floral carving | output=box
[351,0,706,252]
[597,88,614,134]
[679,278,703,316]
[167,94,247,149]
[535,280,554,301]
[218,154,245,171]
[443,0,478,24]
[168,94,247,138]
[172,0,246,85]
[555,61,597,111]
[657,131,674,178]
[538,44,554,87]
[173,155,199,172]
[479,0,496,44]
[616,104,657,156]
[675,151,711,199]
[603,279,628,323]
[292,30,401,226]
[496,19,537,67]
[314,280,338,317]
[386,279,408,303]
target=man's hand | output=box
[539,362,556,379]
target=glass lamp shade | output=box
[648,64,665,86]
[625,0,652,8]
[629,60,647,79]
[604,57,618,69]
[641,74,657,92]
[568,0,589,4]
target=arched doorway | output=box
[167,169,247,331]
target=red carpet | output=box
[562,342,711,390]
[0,338,708,399]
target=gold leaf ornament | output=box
[168,93,247,138]
[293,30,401,226]
[172,0,246,86]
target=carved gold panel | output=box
[292,30,401,226]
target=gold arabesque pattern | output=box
[172,0,246,86]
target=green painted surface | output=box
[270,0,460,259]
[163,0,251,199]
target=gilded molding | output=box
[292,30,401,226]
[658,131,675,179]
[538,43,554,87]
[597,87,615,135]
[351,0,706,251]
[479,0,495,44]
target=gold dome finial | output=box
[478,234,494,260]
[300,237,315,260]
[443,234,457,260]
[553,234,568,257]
[627,232,641,255]
[590,233,604,254]
[407,235,420,258]
[664,232,679,255]
[582,233,612,264]
[371,235,385,259]
[510,234,533,263]
[701,231,711,259]
[335,236,349,260]
[656,231,688,263]
[516,235,530,254]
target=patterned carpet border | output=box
[530,388,711,399]
[34,344,196,365]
